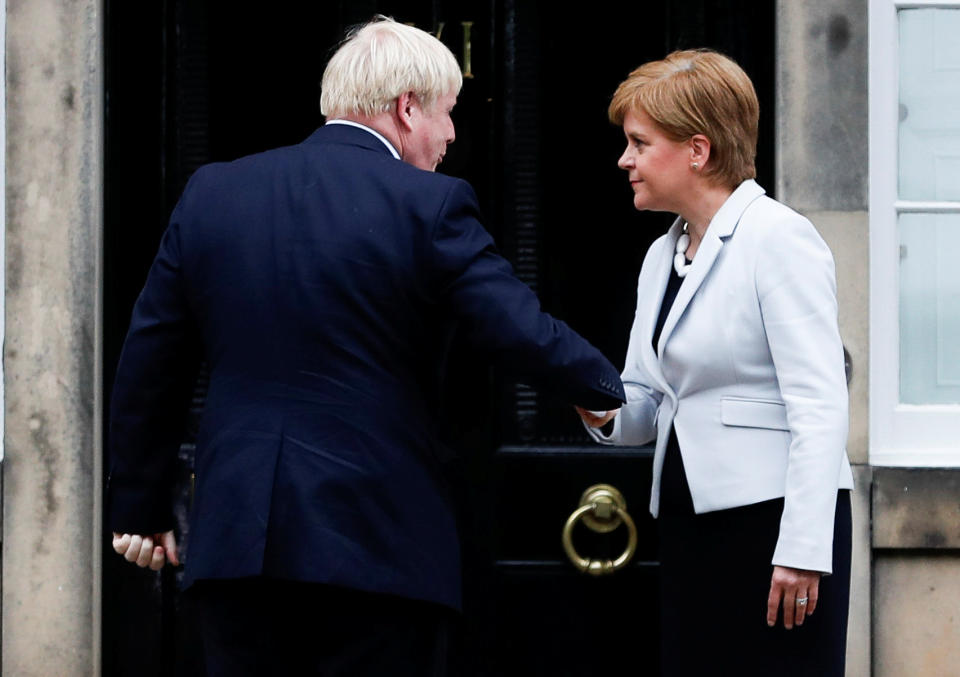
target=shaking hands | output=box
[575,407,619,428]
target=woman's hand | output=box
[767,565,821,629]
[575,406,619,428]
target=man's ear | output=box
[395,91,418,133]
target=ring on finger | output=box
[797,597,808,606]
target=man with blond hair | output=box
[108,16,624,675]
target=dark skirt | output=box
[657,430,851,677]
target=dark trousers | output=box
[658,431,852,677]
[189,578,451,677]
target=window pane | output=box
[900,212,960,403]
[899,8,960,201]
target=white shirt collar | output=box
[324,119,401,160]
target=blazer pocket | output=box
[720,397,789,431]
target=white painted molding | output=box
[895,201,960,212]
[869,451,960,466]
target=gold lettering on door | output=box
[461,21,474,79]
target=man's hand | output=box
[767,565,820,629]
[112,530,180,571]
[575,406,619,428]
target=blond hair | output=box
[320,16,463,118]
[609,49,758,188]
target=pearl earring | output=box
[691,162,699,170]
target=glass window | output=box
[897,7,960,406]
[899,212,960,404]
[898,9,960,201]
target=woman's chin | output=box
[633,196,654,212]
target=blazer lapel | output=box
[656,232,720,358]
[656,180,766,357]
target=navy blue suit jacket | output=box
[108,124,625,610]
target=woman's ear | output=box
[690,134,712,168]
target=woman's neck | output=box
[680,181,736,259]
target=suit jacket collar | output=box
[655,179,766,359]
[303,123,399,159]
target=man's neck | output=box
[329,113,403,159]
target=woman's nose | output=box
[618,149,632,169]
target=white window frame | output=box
[870,0,960,466]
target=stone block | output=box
[873,468,960,549]
[874,553,960,676]
[777,0,868,211]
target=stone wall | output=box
[776,0,870,674]
[872,469,960,675]
[3,0,103,674]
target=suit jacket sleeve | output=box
[107,185,203,534]
[758,213,849,574]
[428,179,625,410]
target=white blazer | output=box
[587,180,854,574]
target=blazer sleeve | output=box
[757,212,849,574]
[427,179,625,411]
[107,184,203,535]
[585,271,662,446]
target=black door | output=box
[102,2,774,674]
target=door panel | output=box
[103,2,773,674]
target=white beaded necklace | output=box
[674,222,692,278]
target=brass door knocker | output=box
[562,484,638,576]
